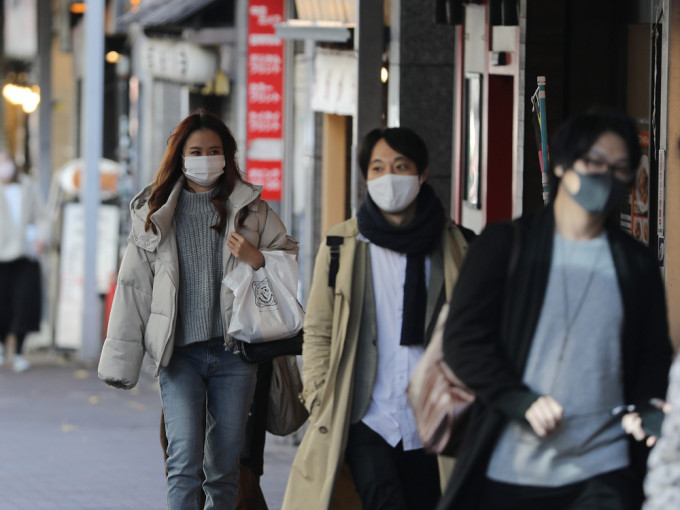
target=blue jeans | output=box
[159,338,257,510]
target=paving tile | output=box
[0,353,298,509]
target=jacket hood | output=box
[127,176,263,251]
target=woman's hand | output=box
[228,232,265,270]
[525,395,564,437]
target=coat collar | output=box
[128,178,183,251]
[228,178,262,212]
[128,176,263,251]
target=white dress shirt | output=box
[360,238,430,451]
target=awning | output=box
[118,0,219,29]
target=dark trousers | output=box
[344,421,440,510]
[0,258,42,352]
[476,468,636,510]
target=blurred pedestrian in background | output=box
[438,108,672,510]
[98,109,297,510]
[0,152,45,372]
[283,127,475,510]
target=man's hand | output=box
[621,408,666,448]
[621,412,647,440]
[525,395,564,437]
[227,232,265,270]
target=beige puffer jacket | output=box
[98,177,297,389]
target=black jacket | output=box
[438,204,672,509]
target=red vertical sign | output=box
[246,0,284,201]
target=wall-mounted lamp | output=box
[70,2,86,14]
[3,84,41,114]
[106,51,122,64]
[381,66,389,84]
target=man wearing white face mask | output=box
[283,127,475,510]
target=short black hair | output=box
[358,127,429,179]
[548,107,641,199]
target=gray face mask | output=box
[566,171,625,215]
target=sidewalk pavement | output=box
[0,350,298,510]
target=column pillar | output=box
[392,0,456,213]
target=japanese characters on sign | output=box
[246,0,285,201]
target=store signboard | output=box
[4,0,37,59]
[55,204,120,350]
[246,0,285,201]
[141,39,218,84]
[311,49,357,116]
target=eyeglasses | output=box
[580,155,634,183]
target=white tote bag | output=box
[223,251,304,343]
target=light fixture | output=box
[106,51,122,64]
[70,2,86,14]
[2,84,41,113]
[381,66,389,84]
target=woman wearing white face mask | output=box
[283,127,475,510]
[98,109,297,510]
[0,153,45,372]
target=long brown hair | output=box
[144,108,243,234]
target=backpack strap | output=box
[326,236,344,288]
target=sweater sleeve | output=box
[442,222,541,421]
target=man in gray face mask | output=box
[437,108,672,510]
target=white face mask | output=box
[0,160,15,181]
[367,173,421,213]
[183,155,225,187]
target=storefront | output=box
[451,0,680,346]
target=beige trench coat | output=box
[98,177,297,388]
[282,218,468,510]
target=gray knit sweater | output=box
[174,188,224,346]
[486,233,628,486]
